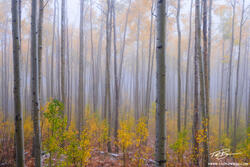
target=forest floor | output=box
[0,136,181,167]
[1,142,247,167]
[0,121,248,166]
[2,138,244,167]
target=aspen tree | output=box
[11,0,25,166]
[192,0,201,165]
[184,0,193,129]
[31,0,42,165]
[78,0,85,137]
[155,0,166,166]
[176,0,181,133]
[226,0,236,136]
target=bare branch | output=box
[42,0,50,10]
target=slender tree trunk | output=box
[18,0,24,111]
[3,19,8,122]
[61,0,66,112]
[11,0,25,166]
[208,0,212,87]
[233,0,245,152]
[56,0,60,99]
[66,6,71,128]
[45,45,50,100]
[176,0,181,133]
[51,0,56,98]
[226,0,236,136]
[24,40,30,117]
[199,0,205,140]
[96,21,104,114]
[149,28,156,120]
[247,85,250,129]
[240,40,248,135]
[68,29,74,128]
[247,41,250,131]
[155,0,166,166]
[112,0,119,153]
[116,0,131,125]
[6,44,9,122]
[145,0,154,122]
[192,0,200,165]
[18,0,21,55]
[237,46,247,127]
[134,15,140,122]
[1,33,5,121]
[118,0,131,89]
[219,41,225,146]
[31,0,42,166]
[37,0,44,145]
[90,0,96,113]
[104,0,112,152]
[184,0,193,129]
[78,0,85,137]
[202,0,209,166]
[38,0,44,105]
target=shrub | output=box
[118,119,135,167]
[64,127,91,166]
[170,130,189,164]
[43,99,66,166]
[133,118,149,167]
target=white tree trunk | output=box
[155,0,166,166]
[31,0,42,166]
[226,0,236,136]
[78,0,85,137]
[38,0,44,105]
[176,0,181,133]
[11,0,25,166]
[192,0,201,165]
[61,0,66,111]
[184,0,193,129]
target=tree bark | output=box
[38,0,44,105]
[56,0,60,99]
[145,0,154,123]
[208,0,212,86]
[192,0,201,165]
[176,0,181,133]
[51,0,56,98]
[226,0,236,136]
[135,14,140,122]
[104,0,112,152]
[78,0,85,137]
[219,41,225,146]
[11,0,25,166]
[112,0,119,153]
[96,21,104,115]
[155,0,166,166]
[24,40,30,118]
[90,0,97,113]
[3,19,9,122]
[61,0,66,112]
[202,0,209,166]
[65,6,70,128]
[248,85,250,129]
[31,0,42,165]
[184,0,193,129]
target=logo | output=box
[210,148,242,160]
